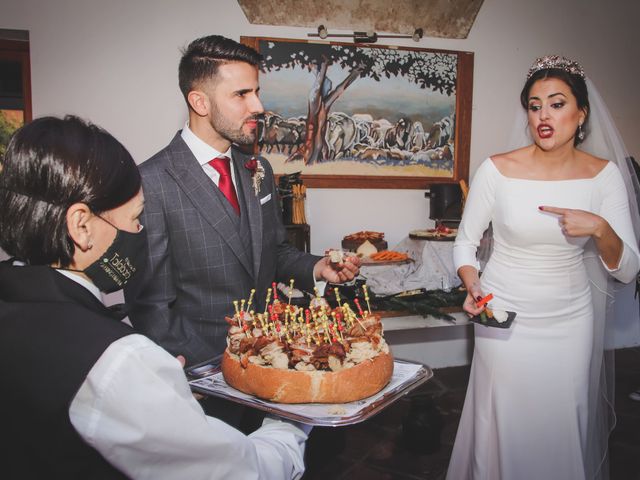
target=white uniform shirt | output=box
[63,271,308,479]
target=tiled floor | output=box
[302,347,640,480]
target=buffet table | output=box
[356,236,473,368]
[360,236,459,296]
[382,310,473,369]
[381,310,469,331]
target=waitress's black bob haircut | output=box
[0,115,141,267]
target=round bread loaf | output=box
[221,349,394,404]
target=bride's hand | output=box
[462,291,486,317]
[539,205,606,238]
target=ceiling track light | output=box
[308,25,423,44]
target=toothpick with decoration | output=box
[352,298,368,330]
[354,298,365,317]
[256,312,267,330]
[304,309,313,346]
[283,303,290,328]
[310,309,322,343]
[250,309,257,328]
[331,311,344,342]
[334,287,342,308]
[362,284,372,315]
[288,279,295,305]
[283,322,292,344]
[263,288,272,314]
[246,289,255,315]
[242,319,251,338]
[233,300,241,327]
[267,305,277,337]
[342,302,356,327]
[321,317,331,343]
[329,321,339,343]
[275,320,282,339]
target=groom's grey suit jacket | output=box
[125,133,320,364]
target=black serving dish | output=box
[469,310,516,329]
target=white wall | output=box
[2,0,638,251]
[2,0,639,363]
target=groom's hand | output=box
[314,255,360,283]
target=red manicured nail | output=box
[538,206,543,210]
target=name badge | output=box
[260,193,272,205]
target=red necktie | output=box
[208,156,240,215]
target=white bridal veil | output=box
[507,77,640,480]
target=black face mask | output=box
[67,215,147,294]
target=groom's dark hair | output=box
[178,35,262,101]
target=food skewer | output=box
[287,279,295,305]
[233,300,241,327]
[362,284,372,314]
[246,289,255,314]
[263,288,272,314]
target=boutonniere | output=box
[245,156,265,196]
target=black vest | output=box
[0,262,133,479]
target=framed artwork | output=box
[241,36,473,189]
[0,39,31,159]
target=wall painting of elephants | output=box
[241,37,473,189]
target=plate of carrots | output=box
[361,250,412,265]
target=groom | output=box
[124,35,359,371]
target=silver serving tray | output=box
[187,357,433,426]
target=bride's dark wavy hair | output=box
[520,68,590,146]
[0,115,141,267]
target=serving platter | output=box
[469,310,517,329]
[409,229,457,241]
[187,357,433,426]
[360,256,413,266]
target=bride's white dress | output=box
[447,158,640,480]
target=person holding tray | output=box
[0,115,309,479]
[449,56,640,479]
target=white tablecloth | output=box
[360,237,460,296]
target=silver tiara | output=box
[526,55,585,80]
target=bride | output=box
[447,55,640,480]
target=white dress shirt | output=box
[62,271,308,479]
[181,123,237,188]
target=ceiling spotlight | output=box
[307,25,423,44]
[353,31,378,44]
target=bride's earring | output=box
[578,123,585,141]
